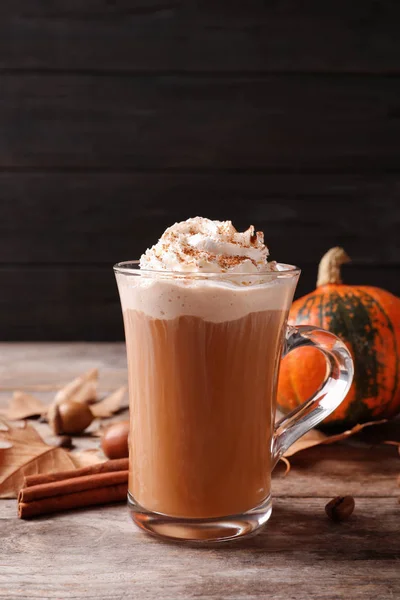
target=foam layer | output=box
[116,273,298,322]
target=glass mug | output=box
[114,262,353,543]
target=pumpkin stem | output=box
[316,247,351,287]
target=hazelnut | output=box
[48,400,94,435]
[101,420,129,459]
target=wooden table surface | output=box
[1,343,399,600]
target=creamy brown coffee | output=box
[116,218,297,519]
[123,308,287,518]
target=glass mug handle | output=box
[272,325,354,466]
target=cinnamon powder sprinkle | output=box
[180,245,258,271]
[149,220,268,271]
[217,255,258,270]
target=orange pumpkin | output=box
[277,247,400,428]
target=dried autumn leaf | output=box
[0,420,103,498]
[70,449,103,469]
[1,391,47,420]
[283,429,327,458]
[283,419,388,459]
[90,386,127,419]
[54,368,98,406]
[89,423,106,437]
[279,456,291,476]
[0,439,12,449]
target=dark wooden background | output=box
[1,1,399,340]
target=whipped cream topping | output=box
[139,217,273,273]
[116,217,297,322]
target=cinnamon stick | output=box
[18,483,127,519]
[22,458,129,488]
[18,458,129,519]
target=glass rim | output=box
[113,260,301,278]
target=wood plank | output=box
[0,342,398,598]
[1,1,400,73]
[0,342,127,390]
[0,173,399,266]
[0,264,399,341]
[1,498,399,599]
[0,343,400,498]
[0,405,397,498]
[1,74,400,170]
[0,342,398,500]
[273,444,400,498]
[1,391,397,498]
[0,267,124,341]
